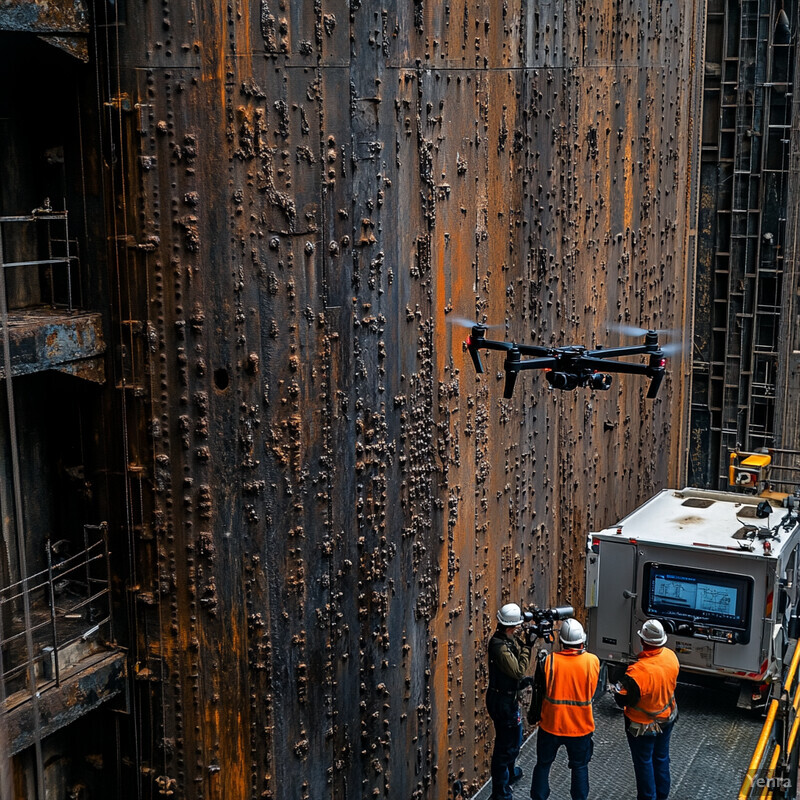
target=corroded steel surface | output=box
[0,309,105,379]
[5,651,127,756]
[0,0,87,33]
[99,1,701,797]
[0,0,89,60]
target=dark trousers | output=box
[625,721,674,800]
[488,695,523,800]
[530,728,593,800]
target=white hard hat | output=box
[638,619,667,647]
[559,618,586,646]
[497,603,524,626]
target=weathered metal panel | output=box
[0,0,89,60]
[0,0,87,33]
[5,650,126,756]
[0,310,105,379]
[95,0,701,797]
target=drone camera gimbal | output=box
[465,325,667,398]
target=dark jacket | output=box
[487,628,532,724]
[488,628,532,695]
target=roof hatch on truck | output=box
[681,498,715,509]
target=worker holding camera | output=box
[528,618,600,800]
[486,603,535,800]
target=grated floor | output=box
[471,681,765,799]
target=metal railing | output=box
[0,523,113,701]
[739,642,800,799]
[0,206,79,312]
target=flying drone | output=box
[462,322,671,399]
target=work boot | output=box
[509,767,523,785]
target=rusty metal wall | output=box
[100,0,703,797]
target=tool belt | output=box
[627,706,678,737]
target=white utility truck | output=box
[586,487,800,706]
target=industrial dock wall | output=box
[103,0,702,797]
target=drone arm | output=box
[466,336,514,374]
[476,338,516,354]
[465,325,551,379]
[585,344,653,359]
[503,355,558,399]
[577,357,651,375]
[503,370,518,398]
[515,343,553,358]
[514,356,559,372]
[647,370,665,398]
[579,357,666,397]
[466,340,485,373]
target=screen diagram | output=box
[653,576,737,618]
[644,563,753,638]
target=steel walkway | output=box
[472,681,764,799]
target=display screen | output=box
[642,562,753,631]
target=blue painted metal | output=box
[0,309,105,380]
[0,0,89,61]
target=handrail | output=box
[0,210,77,311]
[0,524,113,700]
[739,699,779,799]
[2,543,106,601]
[739,641,800,799]
[757,746,781,800]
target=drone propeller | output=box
[658,340,689,357]
[608,322,688,361]
[607,322,681,339]
[606,322,682,336]
[446,315,503,329]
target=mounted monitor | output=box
[642,562,754,642]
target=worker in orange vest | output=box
[528,618,599,800]
[614,619,680,800]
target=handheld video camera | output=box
[523,605,574,644]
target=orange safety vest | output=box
[623,647,680,725]
[539,649,600,737]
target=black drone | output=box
[464,324,669,398]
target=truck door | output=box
[590,540,637,659]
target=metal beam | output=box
[3,649,126,756]
[0,309,105,381]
